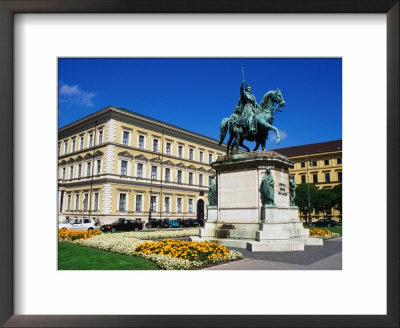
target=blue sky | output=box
[58,58,342,148]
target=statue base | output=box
[207,206,218,223]
[196,151,322,252]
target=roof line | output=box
[271,139,342,157]
[58,105,223,145]
[272,139,342,151]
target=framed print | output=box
[0,1,398,327]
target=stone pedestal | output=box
[196,151,323,252]
[207,206,218,223]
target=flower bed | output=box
[134,239,243,270]
[59,229,243,270]
[309,228,332,237]
[121,228,199,240]
[58,229,102,241]
[138,250,243,270]
[72,233,144,255]
[135,239,229,261]
[63,229,201,256]
[309,228,340,239]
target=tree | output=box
[294,183,318,222]
[332,184,342,221]
[315,189,336,219]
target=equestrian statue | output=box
[218,77,286,155]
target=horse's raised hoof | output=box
[276,139,280,145]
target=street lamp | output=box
[148,178,153,227]
[159,130,164,222]
[148,154,161,229]
[306,154,312,226]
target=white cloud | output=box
[59,83,95,107]
[59,84,80,96]
[270,130,287,141]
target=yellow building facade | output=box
[58,107,342,224]
[58,106,225,224]
[273,140,342,222]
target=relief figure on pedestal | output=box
[289,175,297,206]
[260,168,275,206]
[208,176,218,206]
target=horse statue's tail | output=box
[219,118,230,145]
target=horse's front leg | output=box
[230,137,237,154]
[226,133,234,155]
[230,134,239,155]
[261,138,266,151]
[253,142,260,151]
[271,126,280,144]
[235,132,241,151]
[239,138,250,152]
[260,117,281,145]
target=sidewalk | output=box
[204,237,342,270]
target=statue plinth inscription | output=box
[278,183,288,196]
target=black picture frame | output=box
[0,1,398,327]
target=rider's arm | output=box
[240,81,246,102]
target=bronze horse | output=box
[219,89,286,154]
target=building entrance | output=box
[197,199,204,220]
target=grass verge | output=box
[58,242,159,270]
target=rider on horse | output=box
[234,81,260,136]
[219,75,286,155]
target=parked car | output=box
[191,219,203,227]
[176,218,184,227]
[59,218,96,231]
[312,219,337,227]
[181,219,202,227]
[145,219,162,229]
[100,218,144,232]
[181,219,193,227]
[160,218,170,228]
[168,220,180,228]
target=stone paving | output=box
[204,237,342,270]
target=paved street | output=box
[204,237,342,270]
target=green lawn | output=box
[58,242,159,270]
[305,226,342,235]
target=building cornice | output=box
[59,106,226,151]
[287,150,342,160]
[59,175,209,193]
[59,107,112,133]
